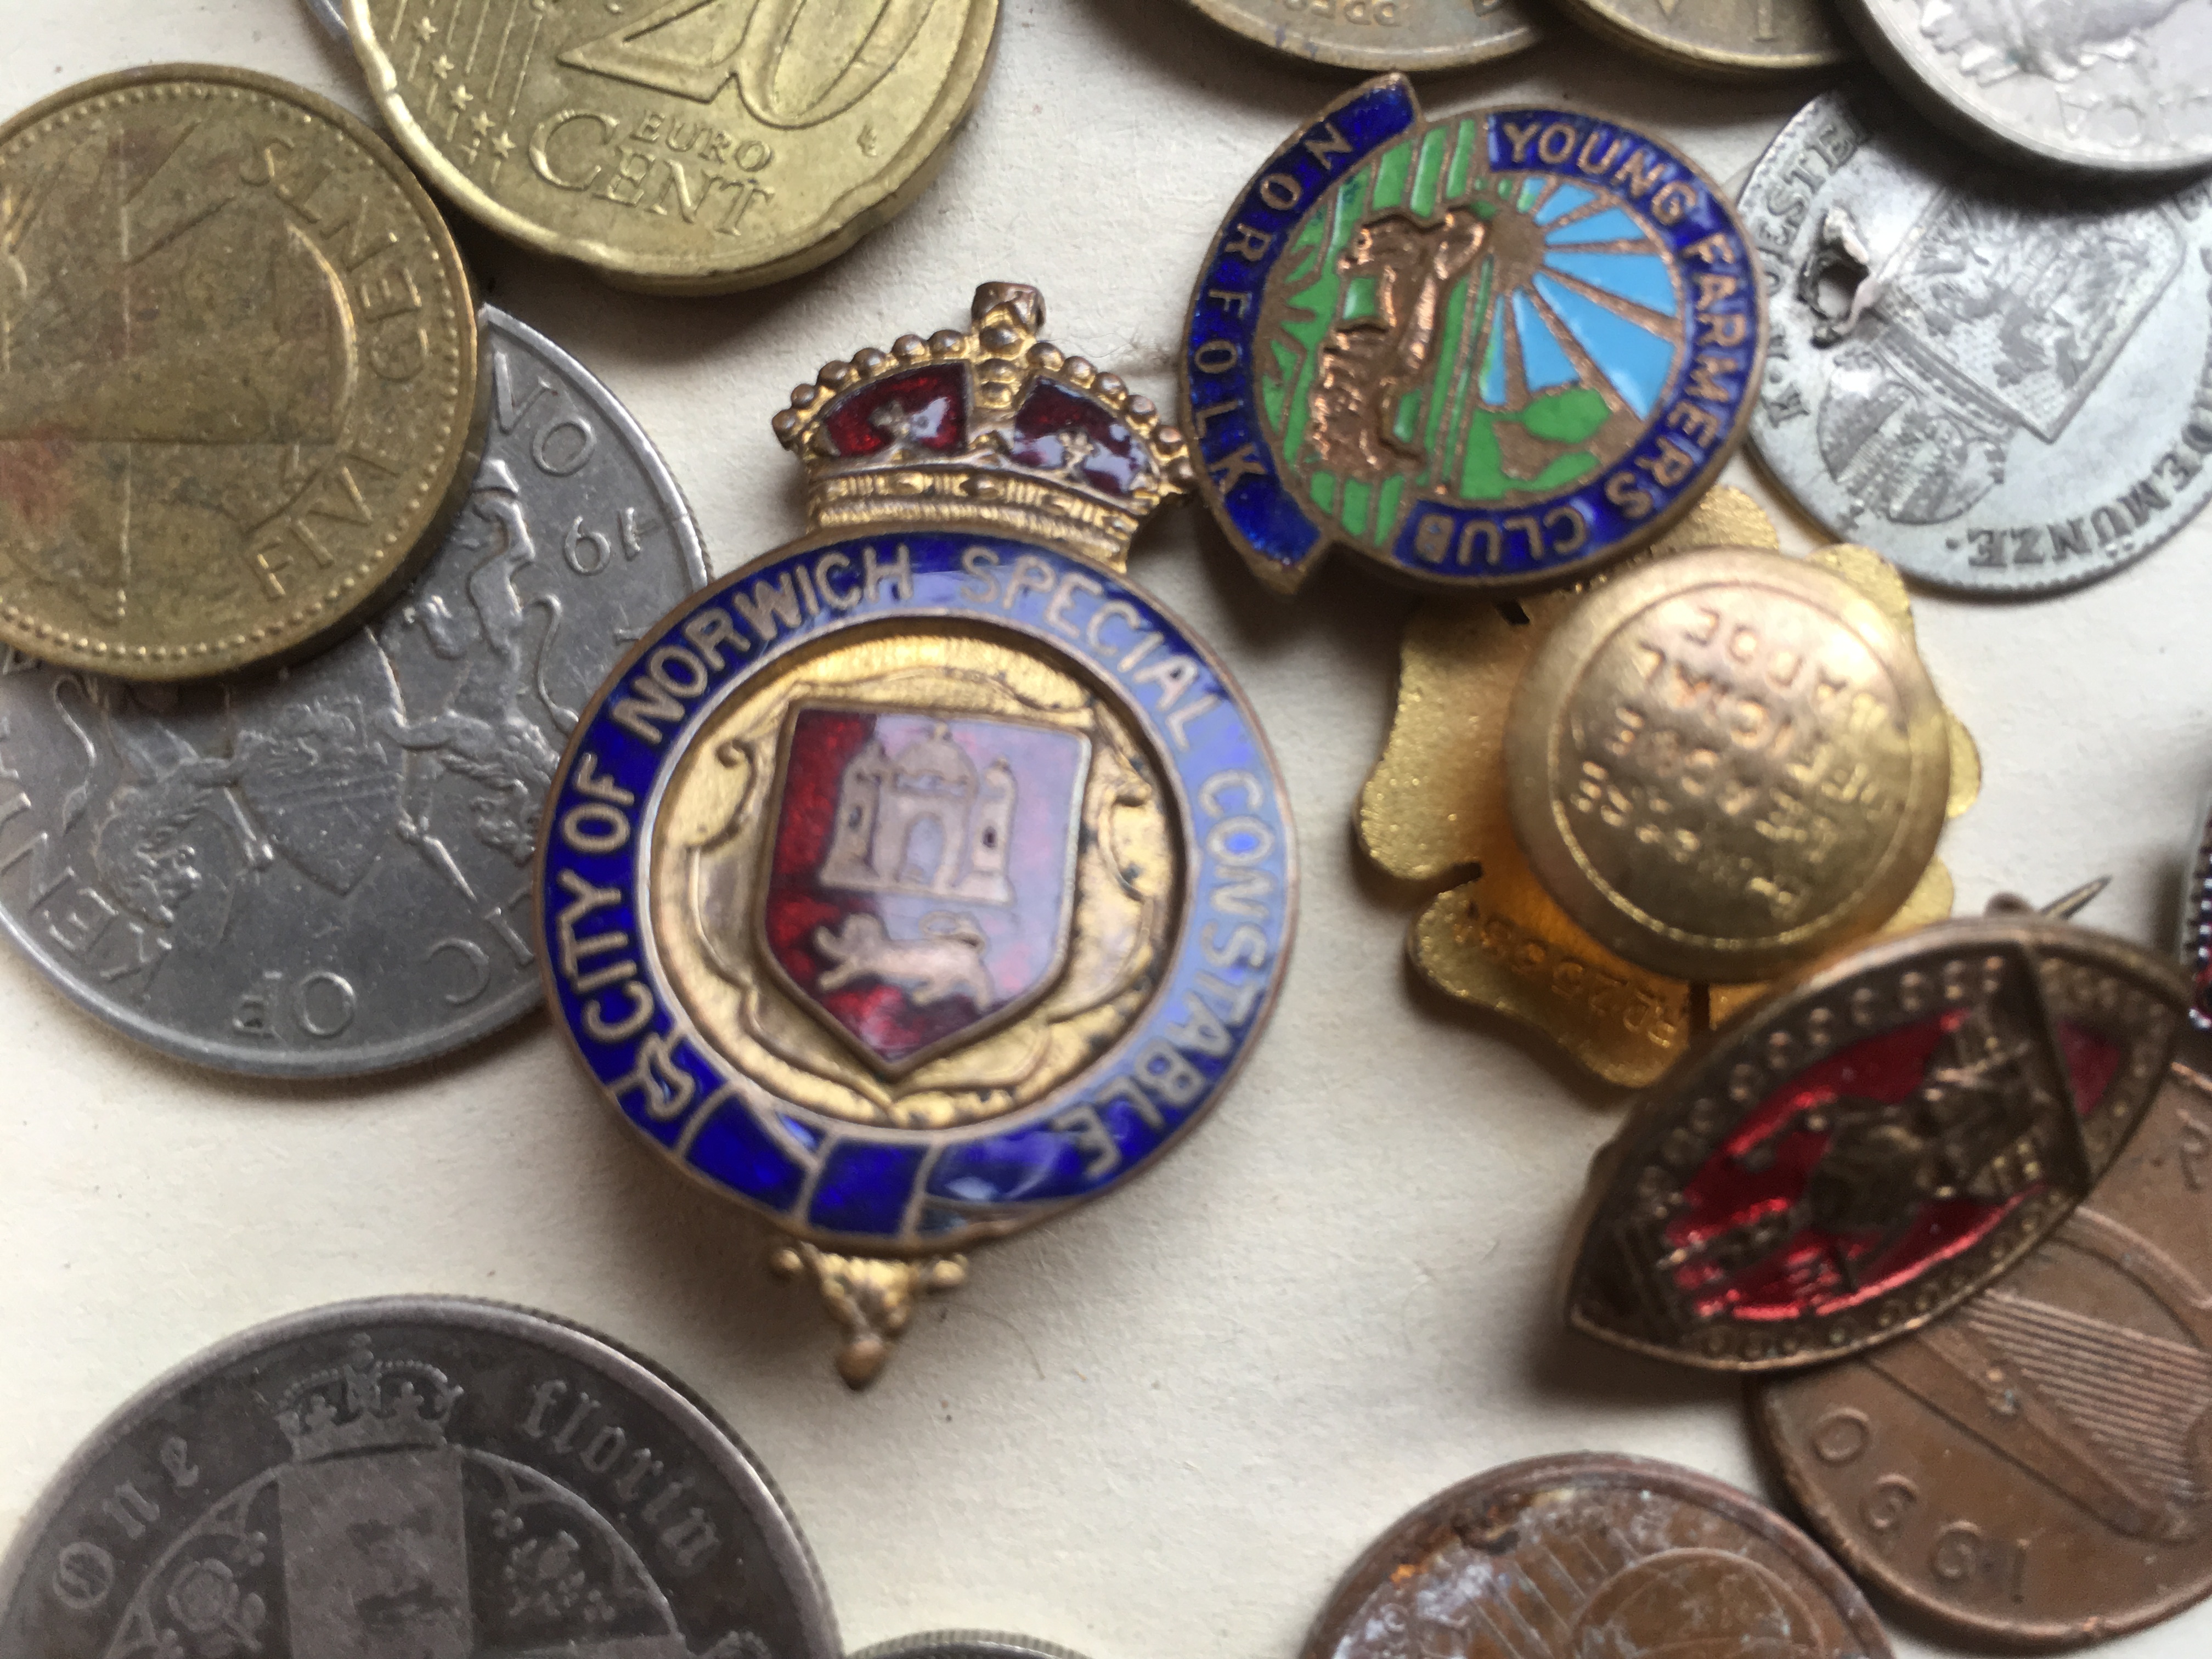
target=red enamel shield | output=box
[759,704,1090,1074]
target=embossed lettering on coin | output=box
[1743,86,2212,596]
[1301,1454,1892,1659]
[1503,548,1951,983]
[0,307,705,1076]
[1758,1060,2212,1648]
[346,0,1000,291]
[0,1299,837,1659]
[0,66,479,676]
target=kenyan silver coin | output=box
[0,1297,838,1659]
[1743,85,2212,597]
[852,1637,1091,1659]
[1838,0,2212,177]
[303,0,346,42]
[0,307,707,1075]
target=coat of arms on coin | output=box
[344,0,1000,292]
[539,285,1295,1385]
[0,1299,838,1659]
[1564,904,2192,1370]
[1182,76,1765,597]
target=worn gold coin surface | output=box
[0,65,479,680]
[1504,548,1949,983]
[346,0,1000,292]
[1551,0,1849,77]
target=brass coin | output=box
[345,0,1000,294]
[0,65,480,680]
[1755,1058,2212,1647]
[1504,548,1949,984]
[1550,0,1850,77]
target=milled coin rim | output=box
[342,0,1001,292]
[0,63,482,680]
[1178,0,1543,75]
[1298,1452,1897,1659]
[1549,0,1850,78]
[0,1295,842,1659]
[849,1632,1094,1659]
[1502,546,1950,984]
[1833,0,2212,178]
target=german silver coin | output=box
[0,307,707,1076]
[1302,1453,1894,1659]
[853,1635,1091,1659]
[1744,86,2212,597]
[1837,0,2212,178]
[0,1297,838,1659]
[1180,0,1543,74]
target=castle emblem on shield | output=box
[761,705,1091,1074]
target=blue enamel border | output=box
[538,533,1294,1252]
[1184,81,1764,592]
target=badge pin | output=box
[539,285,1296,1386]
[1182,77,1767,599]
[1563,893,2193,1372]
[1358,487,1979,1087]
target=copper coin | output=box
[1301,1453,1893,1659]
[1754,1059,2212,1649]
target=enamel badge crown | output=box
[541,286,1295,1386]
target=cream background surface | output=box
[3,3,2210,1656]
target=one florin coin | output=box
[344,0,1000,293]
[0,1297,839,1659]
[1184,78,1766,598]
[1744,86,2212,597]
[1564,913,2192,1370]
[1302,1454,1893,1659]
[1837,0,2212,177]
[1756,1059,2212,1650]
[1551,0,1849,78]
[0,66,480,679]
[1182,0,1543,74]
[1503,548,1951,984]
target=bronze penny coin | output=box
[1302,1452,1893,1659]
[1754,1058,2212,1649]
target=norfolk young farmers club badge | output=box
[539,287,1295,1385]
[1184,77,1766,596]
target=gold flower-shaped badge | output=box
[1358,488,1979,1087]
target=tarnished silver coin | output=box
[0,1297,838,1659]
[0,307,707,1075]
[1180,0,1541,73]
[1838,0,2212,178]
[1744,86,2212,597]
[853,1635,1091,1659]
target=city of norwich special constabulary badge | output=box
[1183,77,1766,598]
[538,286,1296,1386]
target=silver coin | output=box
[1743,86,2212,597]
[0,1297,839,1659]
[303,0,347,42]
[0,307,707,1075]
[851,1637,1091,1659]
[1837,0,2212,177]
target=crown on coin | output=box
[274,1335,461,1461]
[772,284,1195,571]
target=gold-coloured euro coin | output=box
[1503,547,1950,984]
[346,0,1001,294]
[0,65,480,680]
[1550,0,1849,77]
